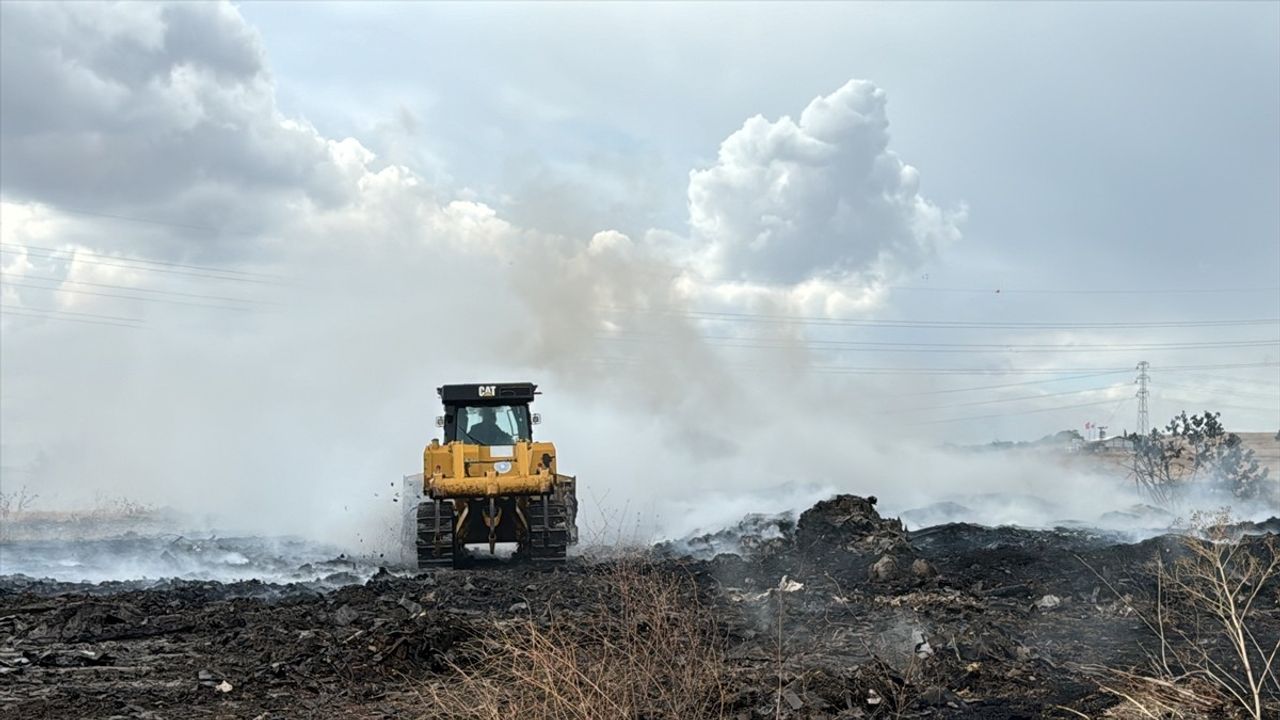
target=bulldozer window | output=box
[455,405,530,445]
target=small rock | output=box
[869,555,898,582]
[215,680,233,693]
[1034,594,1061,610]
[911,558,937,578]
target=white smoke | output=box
[6,1,1256,579]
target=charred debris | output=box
[2,494,1278,719]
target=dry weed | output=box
[1087,510,1280,719]
[418,557,727,720]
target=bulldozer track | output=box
[526,494,569,562]
[416,499,455,568]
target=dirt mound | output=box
[668,494,921,586]
[798,494,908,549]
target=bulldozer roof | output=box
[438,383,538,405]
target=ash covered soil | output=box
[2,496,1277,719]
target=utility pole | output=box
[1135,360,1150,436]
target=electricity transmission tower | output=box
[1135,361,1150,435]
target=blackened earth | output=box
[2,496,1277,719]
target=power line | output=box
[1158,382,1280,402]
[1,280,253,312]
[898,370,1133,396]
[27,206,225,234]
[894,383,1127,414]
[1,308,143,329]
[915,398,1123,425]
[576,357,1279,377]
[2,272,268,305]
[598,332,1280,353]
[806,361,1280,376]
[0,302,143,324]
[1100,396,1130,432]
[1158,369,1280,389]
[618,306,1280,331]
[1,246,281,285]
[882,285,1280,295]
[0,241,280,280]
[615,265,1279,296]
[1157,396,1280,415]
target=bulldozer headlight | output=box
[495,461,513,474]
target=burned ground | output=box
[2,496,1277,719]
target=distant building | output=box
[1091,435,1134,452]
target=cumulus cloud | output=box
[0,2,349,260]
[687,80,962,285]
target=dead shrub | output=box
[1129,411,1273,511]
[1088,511,1280,719]
[1077,664,1221,719]
[418,557,727,720]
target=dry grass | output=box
[1087,511,1280,719]
[1152,513,1280,719]
[1077,664,1221,719]
[417,557,728,720]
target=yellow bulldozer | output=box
[414,383,577,568]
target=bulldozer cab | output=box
[416,381,576,568]
[438,383,538,446]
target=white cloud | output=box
[0,2,351,259]
[687,79,962,285]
